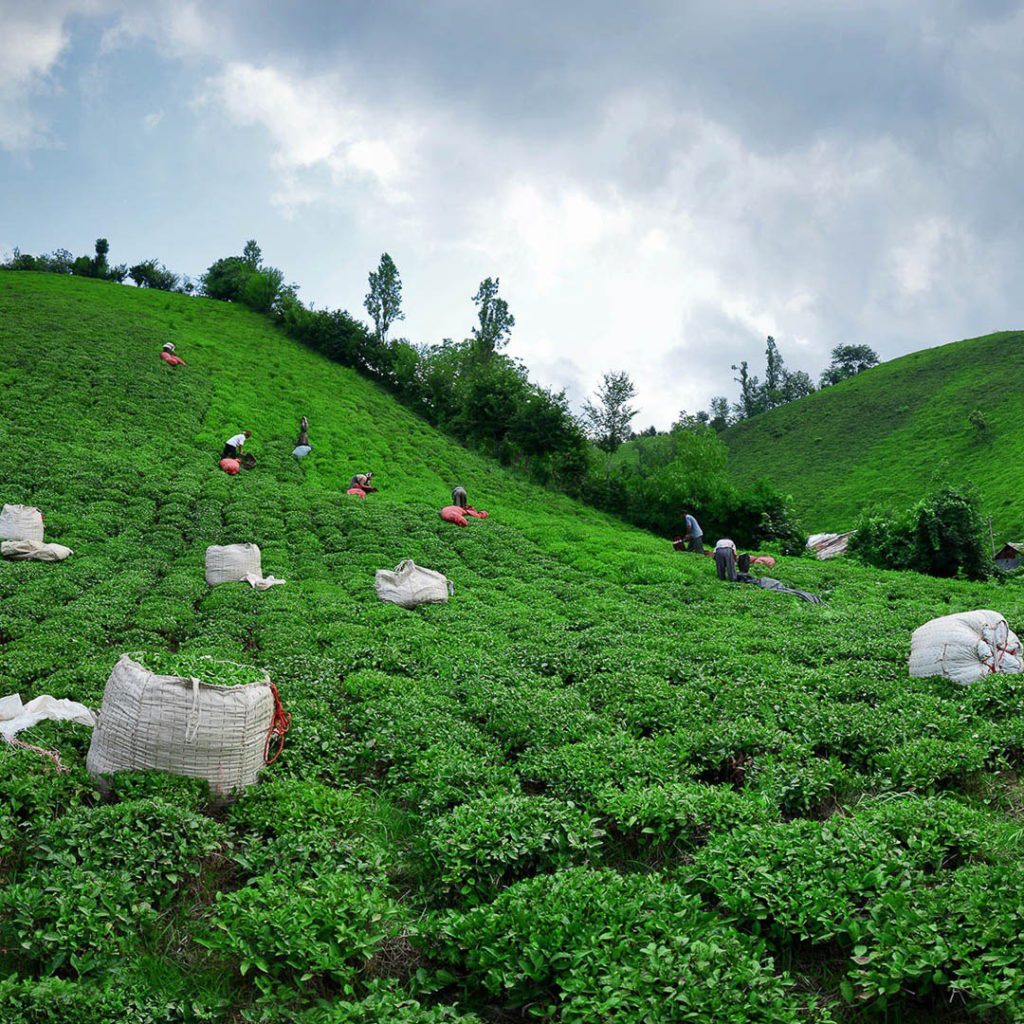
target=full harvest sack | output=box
[375,559,452,609]
[87,655,276,795]
[0,504,44,543]
[440,505,468,527]
[909,609,1024,685]
[1,540,73,562]
[206,543,262,585]
[292,444,312,459]
[219,458,240,475]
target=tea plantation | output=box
[2,272,1024,1023]
[724,331,1024,536]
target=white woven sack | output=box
[1,540,73,562]
[205,543,262,585]
[909,609,1024,685]
[86,655,274,795]
[0,504,44,543]
[375,559,451,609]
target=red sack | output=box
[751,555,776,568]
[160,351,185,366]
[440,505,468,527]
[346,487,367,499]
[465,507,489,519]
[219,458,240,476]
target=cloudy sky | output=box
[2,1,1023,427]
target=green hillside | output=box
[724,331,1024,536]
[3,272,1024,1022]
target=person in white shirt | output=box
[714,538,738,581]
[222,430,251,459]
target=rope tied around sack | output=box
[264,683,290,765]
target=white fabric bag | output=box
[909,609,1024,684]
[0,504,44,543]
[1,540,73,562]
[87,655,275,795]
[205,543,262,585]
[375,559,452,609]
[1,693,96,741]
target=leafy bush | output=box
[286,983,482,1023]
[430,868,816,1023]
[422,794,599,903]
[849,486,989,580]
[201,873,404,998]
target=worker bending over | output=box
[451,485,468,509]
[222,430,251,459]
[714,538,738,581]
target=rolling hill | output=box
[2,272,1024,1023]
[724,330,1024,538]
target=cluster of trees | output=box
[3,239,193,294]
[849,487,989,580]
[2,238,129,283]
[691,338,880,432]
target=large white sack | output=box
[0,504,44,544]
[205,543,262,585]
[375,559,452,609]
[909,609,1024,684]
[86,654,274,795]
[1,540,73,562]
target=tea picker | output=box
[293,416,312,458]
[223,430,252,459]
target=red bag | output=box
[346,487,367,499]
[440,505,468,527]
[219,458,240,476]
[160,351,185,366]
[465,507,489,519]
[751,555,776,568]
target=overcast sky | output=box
[2,1,1023,428]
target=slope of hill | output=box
[2,272,1024,1022]
[724,331,1024,536]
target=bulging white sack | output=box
[1,540,73,561]
[909,609,1023,684]
[375,559,452,609]
[0,504,44,543]
[86,654,274,795]
[205,543,262,585]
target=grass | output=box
[1,272,1024,1022]
[723,331,1024,537]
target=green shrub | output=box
[849,486,989,580]
[227,779,388,881]
[200,873,404,998]
[422,795,599,903]
[27,799,225,905]
[430,867,816,1022]
[286,983,482,1023]
[600,780,777,854]
[850,863,1024,1014]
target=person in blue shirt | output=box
[682,512,704,553]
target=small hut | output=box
[994,543,1024,571]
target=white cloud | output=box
[142,110,163,130]
[0,2,101,150]
[199,62,418,207]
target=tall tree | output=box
[242,240,263,270]
[364,253,405,344]
[471,277,515,356]
[731,360,763,420]
[819,344,880,386]
[763,336,786,409]
[708,395,732,432]
[583,371,638,456]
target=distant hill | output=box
[723,331,1024,537]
